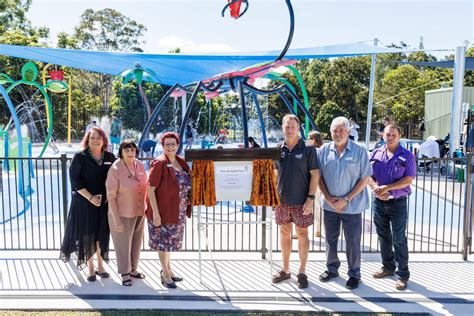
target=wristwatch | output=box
[307,195,316,200]
[344,196,350,204]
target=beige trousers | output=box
[109,215,145,275]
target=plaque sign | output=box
[214,161,253,201]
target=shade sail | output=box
[0,42,406,85]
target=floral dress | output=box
[148,169,191,251]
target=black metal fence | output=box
[0,155,472,259]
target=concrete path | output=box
[0,251,473,315]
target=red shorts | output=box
[274,204,313,228]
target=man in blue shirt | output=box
[318,117,372,289]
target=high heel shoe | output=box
[161,269,183,282]
[160,270,177,289]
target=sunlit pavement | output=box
[0,251,473,315]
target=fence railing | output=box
[0,155,472,259]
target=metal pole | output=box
[269,205,273,284]
[251,93,268,148]
[61,154,69,228]
[238,80,249,148]
[261,206,267,259]
[198,206,202,283]
[450,46,466,158]
[365,38,378,150]
[67,76,72,145]
[182,93,187,124]
[208,99,211,136]
[462,154,472,260]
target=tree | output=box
[464,47,474,87]
[111,81,167,133]
[315,101,349,135]
[66,8,147,114]
[320,56,371,120]
[74,8,147,52]
[376,65,440,132]
[168,47,181,54]
[300,59,329,113]
[0,0,32,34]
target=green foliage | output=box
[111,80,167,133]
[315,101,349,135]
[300,59,329,113]
[464,47,474,87]
[321,56,371,120]
[53,8,148,116]
[56,32,79,49]
[0,0,32,33]
[168,47,181,53]
[376,64,443,125]
[74,8,147,52]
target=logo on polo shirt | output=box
[295,153,303,159]
[281,151,286,159]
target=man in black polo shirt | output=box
[273,114,320,289]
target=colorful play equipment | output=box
[42,64,72,144]
[119,62,160,122]
[223,0,294,63]
[221,0,249,19]
[0,62,67,224]
[0,85,34,225]
[264,66,310,136]
[137,0,314,152]
[0,62,68,157]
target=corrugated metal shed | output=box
[424,87,474,139]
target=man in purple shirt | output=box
[369,124,416,290]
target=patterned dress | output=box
[148,169,191,251]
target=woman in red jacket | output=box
[146,132,191,289]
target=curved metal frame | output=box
[251,93,268,148]
[3,80,55,158]
[140,74,317,154]
[276,0,295,61]
[222,0,294,62]
[0,86,31,224]
[137,83,189,150]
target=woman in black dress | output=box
[60,127,116,281]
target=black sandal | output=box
[130,270,146,279]
[297,273,309,289]
[95,270,110,278]
[272,270,291,284]
[121,273,132,287]
[86,274,97,282]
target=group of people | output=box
[60,127,191,288]
[60,113,415,292]
[273,114,415,291]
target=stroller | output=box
[417,138,448,175]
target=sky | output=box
[27,0,473,58]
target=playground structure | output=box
[137,0,312,152]
[0,62,68,224]
[0,61,69,158]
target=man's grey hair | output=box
[330,116,350,133]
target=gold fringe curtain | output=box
[191,160,216,207]
[249,159,280,206]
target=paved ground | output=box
[0,251,473,315]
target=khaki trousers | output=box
[109,215,145,275]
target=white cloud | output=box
[157,35,237,54]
